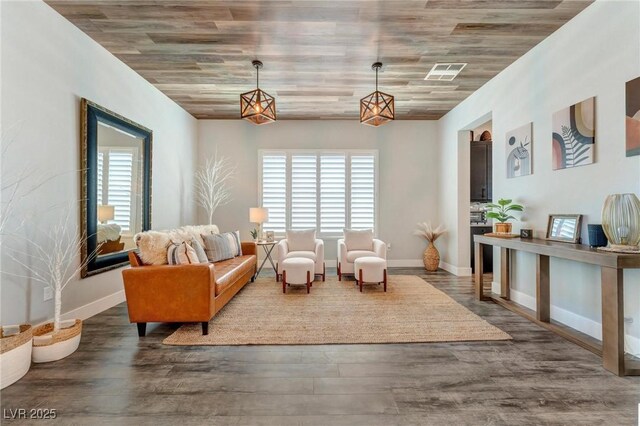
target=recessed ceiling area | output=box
[45,0,593,120]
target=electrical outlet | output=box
[387,243,392,251]
[43,287,53,301]
[624,317,633,324]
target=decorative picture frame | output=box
[266,231,275,242]
[546,214,583,244]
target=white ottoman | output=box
[281,257,314,294]
[354,256,387,293]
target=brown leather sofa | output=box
[122,242,257,336]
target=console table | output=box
[474,235,640,376]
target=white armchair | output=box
[338,231,386,280]
[276,230,325,282]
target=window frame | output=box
[258,149,379,238]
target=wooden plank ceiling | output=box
[45,0,593,120]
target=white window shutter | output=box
[262,154,287,233]
[107,150,134,231]
[350,154,375,230]
[291,155,317,230]
[320,154,346,234]
[97,152,104,206]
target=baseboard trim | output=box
[60,290,126,322]
[505,287,640,356]
[439,261,472,277]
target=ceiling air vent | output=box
[424,63,467,81]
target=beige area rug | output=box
[163,275,511,346]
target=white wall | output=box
[437,0,640,351]
[197,120,439,264]
[1,0,198,325]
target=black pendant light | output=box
[240,60,276,125]
[360,62,394,127]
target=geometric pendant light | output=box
[360,62,394,127]
[240,60,276,125]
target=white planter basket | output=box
[32,319,82,363]
[1,324,33,389]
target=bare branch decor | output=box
[195,151,236,225]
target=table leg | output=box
[474,242,487,300]
[536,254,550,322]
[256,244,277,277]
[601,267,624,376]
[500,248,510,300]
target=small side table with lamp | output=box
[249,207,278,277]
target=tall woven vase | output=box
[423,242,440,272]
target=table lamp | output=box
[249,207,269,241]
[98,205,115,224]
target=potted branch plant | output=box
[195,151,236,225]
[486,199,524,234]
[5,211,98,363]
[414,222,446,272]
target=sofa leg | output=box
[251,275,255,283]
[202,322,209,336]
[137,322,146,337]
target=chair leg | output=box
[322,263,326,281]
[384,269,387,292]
[338,262,342,281]
[202,322,209,336]
[359,269,363,292]
[282,270,287,293]
[307,270,311,294]
[137,322,146,337]
[276,264,279,282]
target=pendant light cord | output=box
[256,64,259,89]
[375,67,378,91]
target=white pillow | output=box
[286,229,316,252]
[135,231,171,265]
[167,242,201,265]
[344,229,374,251]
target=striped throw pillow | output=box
[202,231,242,262]
[167,242,200,265]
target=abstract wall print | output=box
[626,76,640,157]
[552,97,595,170]
[506,122,533,178]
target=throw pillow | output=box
[202,232,241,262]
[286,229,316,251]
[190,238,209,263]
[344,229,374,251]
[167,242,200,265]
[135,231,172,265]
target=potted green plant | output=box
[250,228,259,242]
[486,199,524,234]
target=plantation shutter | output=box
[97,152,105,206]
[262,154,287,233]
[319,154,346,234]
[350,154,376,230]
[106,150,134,231]
[290,155,317,230]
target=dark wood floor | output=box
[2,268,639,425]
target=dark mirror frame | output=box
[80,98,153,277]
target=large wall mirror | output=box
[81,99,152,277]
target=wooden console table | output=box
[474,235,640,376]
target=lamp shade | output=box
[250,207,269,224]
[601,193,640,249]
[98,205,115,223]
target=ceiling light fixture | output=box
[360,62,394,127]
[240,60,276,125]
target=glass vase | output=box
[601,193,640,250]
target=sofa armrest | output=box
[122,264,215,322]
[241,241,257,256]
[276,240,289,273]
[373,239,387,259]
[314,239,325,268]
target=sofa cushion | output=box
[346,250,377,263]
[286,229,316,251]
[286,251,317,261]
[214,255,256,296]
[344,229,374,251]
[202,232,237,262]
[167,242,200,265]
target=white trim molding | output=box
[61,290,126,322]
[439,261,472,277]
